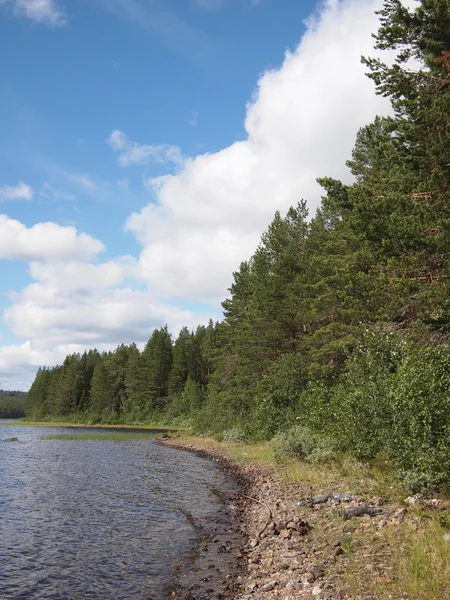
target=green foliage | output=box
[436,510,450,531]
[386,345,450,492]
[249,353,306,440]
[0,390,26,418]
[330,330,404,460]
[222,428,247,444]
[270,424,336,464]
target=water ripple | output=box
[0,425,233,599]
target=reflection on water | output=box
[0,425,233,599]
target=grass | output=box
[39,432,159,441]
[395,520,450,599]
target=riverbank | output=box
[161,434,450,600]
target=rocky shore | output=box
[162,438,447,600]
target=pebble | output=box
[312,583,323,595]
[262,580,278,592]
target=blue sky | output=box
[0,0,396,389]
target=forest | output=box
[0,390,26,419]
[25,0,450,493]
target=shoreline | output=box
[162,436,450,600]
[6,421,448,598]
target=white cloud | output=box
[0,181,33,202]
[41,182,75,201]
[107,129,185,168]
[0,214,213,388]
[125,0,395,301]
[0,215,104,262]
[69,173,97,192]
[1,278,211,388]
[0,0,66,26]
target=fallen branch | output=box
[342,505,383,520]
[296,492,354,506]
[240,493,273,539]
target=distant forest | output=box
[25,1,450,493]
[0,390,26,419]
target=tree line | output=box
[0,390,26,419]
[25,0,450,492]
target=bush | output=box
[222,428,247,443]
[250,354,306,440]
[329,329,404,460]
[270,424,336,464]
[386,345,450,493]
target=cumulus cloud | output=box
[0,0,66,26]
[107,129,185,168]
[0,215,213,388]
[125,0,394,301]
[1,0,415,389]
[0,215,104,261]
[0,181,33,202]
[1,279,210,388]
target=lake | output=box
[0,422,241,599]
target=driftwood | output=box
[297,492,353,507]
[240,494,273,539]
[342,504,383,520]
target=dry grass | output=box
[394,520,450,599]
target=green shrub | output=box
[330,329,404,460]
[222,427,247,443]
[249,353,306,440]
[386,345,450,493]
[270,424,336,464]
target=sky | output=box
[0,0,406,390]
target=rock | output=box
[312,583,323,596]
[378,520,387,528]
[286,521,297,530]
[285,581,297,591]
[305,572,316,584]
[351,539,361,549]
[443,533,450,542]
[279,529,291,539]
[405,494,424,505]
[6,437,18,442]
[311,565,325,579]
[261,581,277,592]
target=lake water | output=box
[0,422,239,599]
